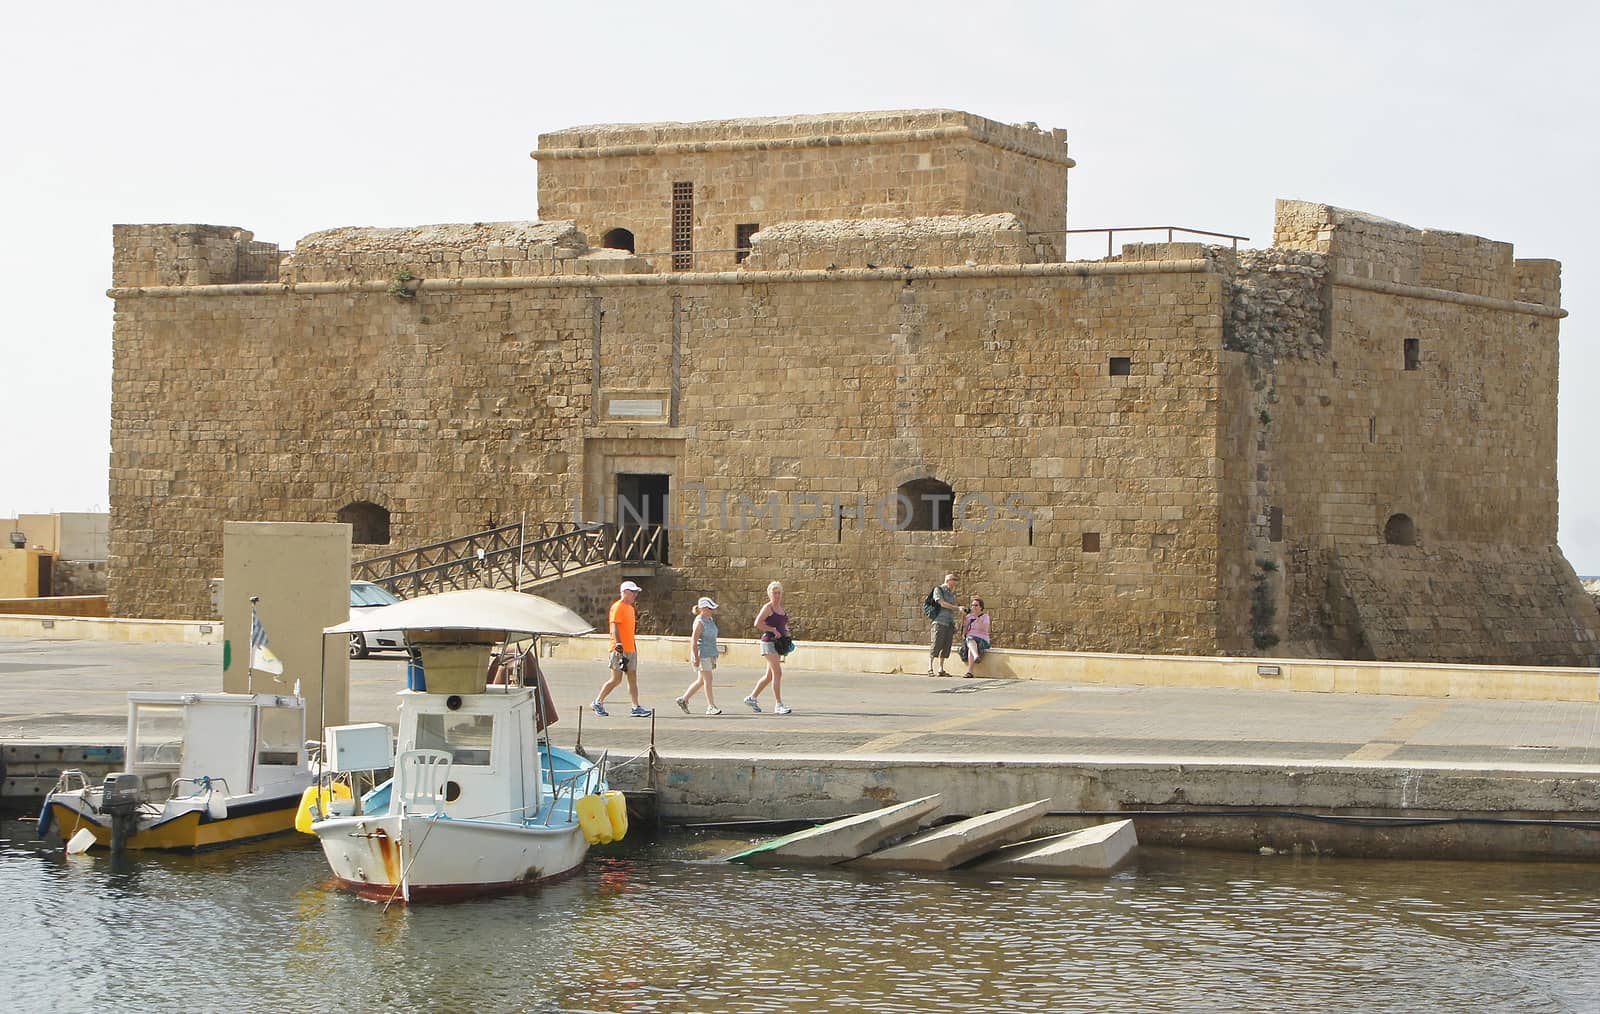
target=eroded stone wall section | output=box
[289,221,588,283]
[114,224,278,288]
[742,214,1033,271]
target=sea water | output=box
[4,819,1598,1012]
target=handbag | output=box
[774,635,795,656]
[957,641,969,663]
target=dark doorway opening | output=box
[1384,513,1417,546]
[338,501,391,545]
[616,473,670,563]
[896,477,955,531]
[601,228,635,253]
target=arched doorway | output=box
[338,501,391,546]
[895,477,955,531]
[600,228,635,253]
[1383,513,1416,546]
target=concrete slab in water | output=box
[976,818,1137,875]
[725,794,943,866]
[848,798,1051,872]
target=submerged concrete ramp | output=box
[848,798,1051,872]
[725,794,943,866]
[976,819,1137,876]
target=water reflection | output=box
[3,819,1598,1012]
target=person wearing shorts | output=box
[592,581,651,717]
[675,596,723,715]
[744,581,793,715]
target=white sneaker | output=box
[705,706,723,716]
[674,697,689,714]
[743,695,762,713]
[775,704,793,715]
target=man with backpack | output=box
[923,572,961,676]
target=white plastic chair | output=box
[391,749,452,816]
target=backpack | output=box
[922,586,941,620]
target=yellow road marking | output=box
[1344,699,1448,761]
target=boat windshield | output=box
[131,704,184,766]
[414,712,494,766]
[256,705,303,766]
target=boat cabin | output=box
[392,689,550,822]
[125,692,307,801]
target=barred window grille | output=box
[671,181,694,270]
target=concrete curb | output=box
[0,614,221,645]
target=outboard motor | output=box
[100,772,147,853]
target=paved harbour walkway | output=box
[3,635,1598,771]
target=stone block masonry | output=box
[102,111,1599,667]
[535,109,1073,267]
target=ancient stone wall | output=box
[522,562,623,632]
[741,214,1033,271]
[51,560,107,597]
[534,110,1072,270]
[289,222,587,283]
[104,179,1596,664]
[1233,201,1593,662]
[113,224,278,287]
[108,231,1227,653]
[1331,543,1598,666]
[650,266,1228,653]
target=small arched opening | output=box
[600,228,636,253]
[895,477,955,532]
[338,501,391,546]
[1383,513,1416,547]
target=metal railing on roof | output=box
[1030,226,1250,259]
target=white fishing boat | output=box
[306,587,622,903]
[39,691,313,851]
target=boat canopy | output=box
[323,588,594,639]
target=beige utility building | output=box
[106,109,1599,666]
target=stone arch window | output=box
[338,501,391,546]
[1383,513,1416,546]
[895,477,955,532]
[600,228,635,253]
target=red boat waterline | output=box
[330,863,583,904]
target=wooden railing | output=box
[352,520,665,599]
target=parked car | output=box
[348,581,410,659]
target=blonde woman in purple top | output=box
[962,597,991,678]
[744,580,792,715]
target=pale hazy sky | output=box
[4,1,1597,571]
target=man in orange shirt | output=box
[592,580,651,717]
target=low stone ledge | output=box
[543,632,1600,703]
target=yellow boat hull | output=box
[49,798,300,851]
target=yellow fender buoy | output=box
[575,793,613,845]
[294,782,353,835]
[603,789,629,841]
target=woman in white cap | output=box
[675,596,722,715]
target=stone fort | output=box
[107,108,1600,666]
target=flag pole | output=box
[247,595,259,696]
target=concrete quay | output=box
[2,635,1598,861]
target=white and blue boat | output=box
[307,588,623,903]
